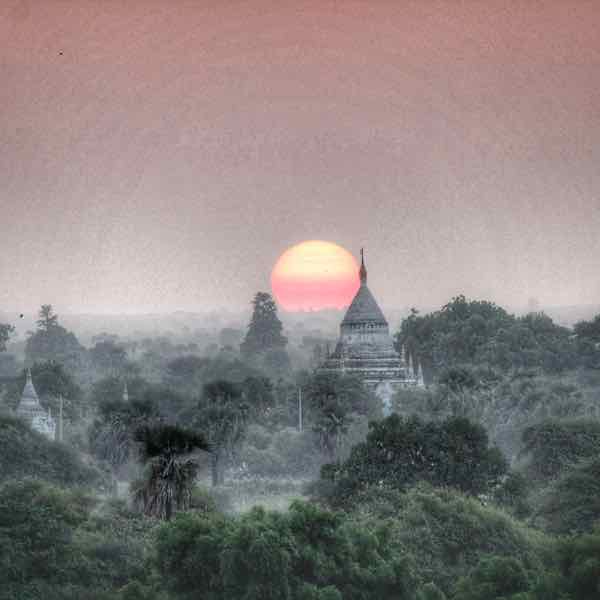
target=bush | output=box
[357,485,547,597]
[538,457,600,535]
[317,414,507,508]
[520,419,600,483]
[0,414,103,488]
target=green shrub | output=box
[0,414,104,488]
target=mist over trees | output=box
[1,295,600,599]
[25,305,87,369]
[240,292,291,375]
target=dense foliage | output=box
[25,305,86,370]
[0,415,102,488]
[154,501,418,600]
[395,296,582,378]
[0,480,158,600]
[1,299,600,599]
[240,292,290,374]
[315,414,507,508]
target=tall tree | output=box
[304,372,368,462]
[320,414,507,507]
[88,380,159,477]
[25,305,85,368]
[132,424,208,520]
[195,380,249,486]
[36,304,59,331]
[240,292,288,361]
[0,322,14,353]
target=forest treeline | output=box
[0,296,599,599]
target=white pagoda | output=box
[16,369,56,440]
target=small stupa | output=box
[16,369,56,440]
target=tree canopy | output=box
[240,292,288,362]
[195,380,250,486]
[318,414,507,507]
[395,296,578,379]
[25,305,86,369]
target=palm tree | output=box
[133,424,209,520]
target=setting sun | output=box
[271,241,359,311]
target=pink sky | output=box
[1,0,599,314]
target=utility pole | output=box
[298,387,303,432]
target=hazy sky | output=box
[2,0,599,315]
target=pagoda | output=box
[16,369,56,440]
[318,249,424,415]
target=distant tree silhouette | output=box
[0,322,14,353]
[25,305,85,368]
[240,292,287,360]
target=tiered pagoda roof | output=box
[319,249,421,390]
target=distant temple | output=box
[16,369,56,440]
[319,249,424,415]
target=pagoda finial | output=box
[123,382,129,402]
[359,248,367,285]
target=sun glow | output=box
[271,240,359,311]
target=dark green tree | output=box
[395,296,577,378]
[454,556,531,600]
[320,414,507,507]
[153,511,231,599]
[0,414,101,487]
[132,423,209,521]
[221,507,296,600]
[25,305,86,368]
[88,382,159,477]
[539,457,600,535]
[548,529,600,600]
[240,292,288,361]
[519,419,600,483]
[0,479,88,598]
[304,372,370,462]
[417,583,447,600]
[196,380,249,486]
[574,313,600,369]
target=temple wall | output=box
[340,323,391,346]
